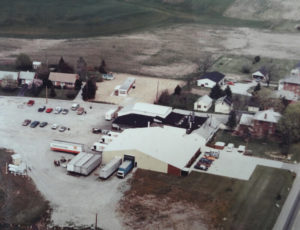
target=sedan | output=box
[39,122,48,127]
[22,119,31,126]
[59,126,67,132]
[92,128,102,134]
[30,121,40,128]
[62,109,69,115]
[38,106,46,112]
[27,100,35,106]
[51,124,59,130]
[54,107,62,114]
[46,108,53,113]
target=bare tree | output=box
[197,54,214,75]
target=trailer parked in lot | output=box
[50,140,84,154]
[99,157,122,179]
[67,152,102,175]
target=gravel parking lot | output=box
[0,96,128,229]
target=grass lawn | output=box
[122,167,294,229]
[0,0,269,38]
[0,149,50,228]
[213,130,282,159]
[212,55,298,82]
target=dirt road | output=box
[1,25,300,78]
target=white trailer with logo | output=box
[99,157,122,179]
[50,140,84,154]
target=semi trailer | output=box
[99,157,122,179]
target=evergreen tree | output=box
[81,79,97,101]
[209,84,224,99]
[174,85,182,95]
[225,86,232,98]
[75,79,83,90]
[254,83,261,93]
[227,110,237,129]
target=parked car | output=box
[59,126,67,132]
[77,107,84,115]
[194,164,208,171]
[27,100,35,106]
[30,121,40,128]
[62,109,69,115]
[22,119,31,126]
[39,122,48,127]
[71,103,79,111]
[51,124,59,130]
[38,106,46,112]
[54,107,62,114]
[92,128,102,134]
[226,143,234,152]
[46,108,53,113]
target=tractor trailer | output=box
[117,159,134,179]
[50,140,84,154]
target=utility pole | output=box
[46,86,48,104]
[155,80,159,103]
[95,213,98,230]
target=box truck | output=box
[99,157,122,179]
[91,142,107,152]
[117,160,134,179]
[50,140,84,154]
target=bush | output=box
[253,56,261,64]
[241,65,251,74]
[66,92,76,99]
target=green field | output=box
[0,0,269,38]
[122,167,294,229]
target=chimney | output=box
[264,113,267,119]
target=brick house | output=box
[236,109,281,138]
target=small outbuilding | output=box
[252,67,269,82]
[32,61,42,70]
[197,71,225,88]
[194,95,213,112]
[214,96,233,114]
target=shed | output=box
[252,67,269,82]
[32,61,42,70]
[194,95,213,112]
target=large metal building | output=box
[102,126,206,176]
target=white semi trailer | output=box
[67,152,102,175]
[50,140,84,154]
[99,157,122,179]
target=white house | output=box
[197,71,225,88]
[32,61,42,70]
[214,96,233,114]
[19,71,36,85]
[252,67,269,82]
[194,95,213,112]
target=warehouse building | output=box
[102,126,206,176]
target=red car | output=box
[226,81,234,85]
[46,108,53,113]
[27,100,35,106]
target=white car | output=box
[59,126,67,132]
[71,103,79,111]
[226,143,234,152]
[51,124,59,130]
[54,107,62,114]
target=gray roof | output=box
[192,116,222,142]
[196,95,213,104]
[253,109,281,123]
[0,71,18,80]
[19,71,36,80]
[216,96,232,106]
[279,75,300,85]
[239,114,254,126]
